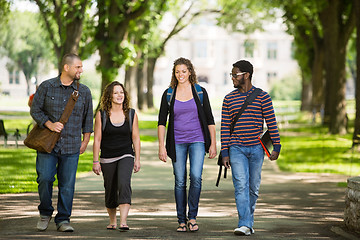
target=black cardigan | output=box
[158,85,215,162]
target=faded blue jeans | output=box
[36,150,79,226]
[173,142,205,224]
[229,144,264,229]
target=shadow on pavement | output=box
[1,141,360,239]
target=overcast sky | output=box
[11,0,39,12]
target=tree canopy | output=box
[0,10,53,95]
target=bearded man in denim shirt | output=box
[30,53,93,232]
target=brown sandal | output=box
[176,224,187,232]
[187,222,199,232]
[106,224,117,230]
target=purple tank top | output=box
[174,98,204,144]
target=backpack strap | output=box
[101,109,135,134]
[100,110,106,132]
[129,108,135,134]
[167,87,174,106]
[167,84,204,106]
[194,83,203,106]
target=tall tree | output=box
[33,0,90,71]
[143,0,220,109]
[0,0,10,26]
[353,0,360,149]
[94,0,149,96]
[279,1,325,113]
[319,0,355,134]
[0,10,53,96]
[219,0,356,134]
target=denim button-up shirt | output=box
[30,76,93,154]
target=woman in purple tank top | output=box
[158,57,217,232]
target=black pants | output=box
[101,157,134,208]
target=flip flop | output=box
[187,222,199,232]
[176,224,187,232]
[119,224,129,231]
[107,224,117,230]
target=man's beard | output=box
[233,78,245,88]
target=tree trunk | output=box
[137,60,146,110]
[300,75,312,111]
[125,66,138,109]
[353,0,360,148]
[311,43,325,113]
[146,57,157,109]
[320,0,355,134]
[98,49,117,94]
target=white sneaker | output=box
[57,223,74,232]
[234,226,251,236]
[36,215,52,231]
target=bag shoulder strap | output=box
[230,87,262,134]
[59,81,80,125]
[217,87,262,187]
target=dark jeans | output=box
[36,151,79,225]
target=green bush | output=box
[270,72,301,101]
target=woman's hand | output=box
[208,144,217,159]
[134,160,141,173]
[158,145,167,162]
[92,162,101,175]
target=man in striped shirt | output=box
[221,60,281,236]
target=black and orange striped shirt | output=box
[220,86,281,158]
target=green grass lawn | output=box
[1,108,360,193]
[0,117,159,193]
[278,130,360,176]
[0,149,93,193]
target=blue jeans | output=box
[173,142,205,224]
[229,144,264,229]
[36,151,79,225]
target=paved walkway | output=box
[1,140,360,239]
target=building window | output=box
[244,40,254,58]
[194,40,207,58]
[267,72,277,83]
[198,75,208,83]
[9,71,20,85]
[267,42,277,60]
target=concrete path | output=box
[1,140,360,239]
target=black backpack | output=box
[100,108,135,133]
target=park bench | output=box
[0,119,8,147]
[0,119,21,147]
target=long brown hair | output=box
[170,57,198,88]
[100,81,130,120]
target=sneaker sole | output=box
[234,230,251,236]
